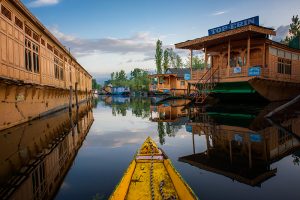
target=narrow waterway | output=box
[1,96,300,200]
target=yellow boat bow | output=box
[109,137,198,200]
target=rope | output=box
[149,141,155,200]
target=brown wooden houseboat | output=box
[0,0,92,130]
[175,17,300,103]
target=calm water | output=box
[1,96,300,200]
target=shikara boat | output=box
[110,137,198,200]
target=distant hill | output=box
[273,25,291,42]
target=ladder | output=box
[192,66,219,103]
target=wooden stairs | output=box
[192,66,219,104]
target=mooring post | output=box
[75,82,79,109]
[69,86,73,112]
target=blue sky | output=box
[22,0,300,82]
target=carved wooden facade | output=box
[0,0,92,91]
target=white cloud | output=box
[48,26,156,57]
[28,0,60,8]
[211,10,227,16]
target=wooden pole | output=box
[192,133,195,155]
[69,86,73,112]
[247,35,251,67]
[227,40,231,76]
[190,49,193,79]
[204,47,208,69]
[75,82,79,108]
[263,43,266,68]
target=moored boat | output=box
[109,137,198,200]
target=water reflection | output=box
[98,96,300,190]
[99,96,150,118]
[0,103,94,200]
[180,103,300,186]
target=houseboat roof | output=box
[166,68,190,78]
[11,0,92,78]
[175,24,276,50]
[149,68,190,78]
[179,153,277,187]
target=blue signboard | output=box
[163,89,170,94]
[248,66,261,76]
[184,73,191,80]
[250,133,262,142]
[185,125,192,133]
[208,16,259,36]
[233,66,241,74]
[234,134,243,142]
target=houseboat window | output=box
[25,39,32,72]
[237,56,243,66]
[59,68,64,81]
[33,43,39,73]
[159,77,164,84]
[32,163,46,199]
[180,81,185,86]
[277,57,292,75]
[1,5,11,21]
[25,38,40,73]
[15,16,23,29]
[54,56,64,80]
[230,53,237,67]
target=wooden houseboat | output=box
[175,16,300,103]
[149,68,192,96]
[0,0,92,130]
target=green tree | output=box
[155,39,163,74]
[92,79,101,90]
[129,68,150,92]
[175,55,183,68]
[163,49,169,73]
[168,48,176,68]
[185,51,205,69]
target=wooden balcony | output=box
[190,65,300,84]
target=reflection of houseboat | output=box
[179,103,300,186]
[0,104,94,200]
[150,99,191,124]
[149,68,193,96]
[175,16,300,103]
[102,84,112,95]
[112,86,130,96]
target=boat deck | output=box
[127,160,178,200]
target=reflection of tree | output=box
[131,98,151,118]
[158,122,166,145]
[105,97,151,118]
[112,103,128,116]
[92,98,99,108]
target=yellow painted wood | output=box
[164,159,198,200]
[109,137,198,200]
[126,162,178,200]
[109,160,136,200]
